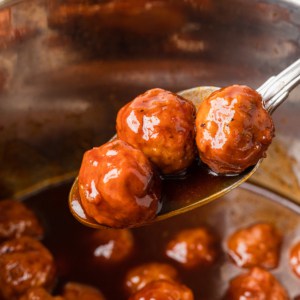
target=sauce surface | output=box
[23,181,300,299]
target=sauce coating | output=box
[227,223,282,269]
[0,236,56,300]
[19,287,63,300]
[0,199,44,243]
[62,282,106,300]
[116,88,196,174]
[225,267,289,300]
[125,262,178,294]
[196,85,274,174]
[78,139,161,228]
[129,279,194,300]
[290,241,300,278]
[86,229,134,264]
[165,227,219,268]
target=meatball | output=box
[62,282,105,300]
[290,241,300,278]
[125,262,178,294]
[87,229,134,263]
[116,88,196,174]
[0,199,44,243]
[196,85,274,174]
[19,287,63,300]
[78,139,161,228]
[225,267,289,300]
[0,236,56,300]
[165,227,219,268]
[227,223,281,269]
[129,279,194,300]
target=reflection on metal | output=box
[0,0,23,10]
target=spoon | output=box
[69,58,300,229]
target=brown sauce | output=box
[24,180,223,300]
[22,180,300,299]
[70,160,254,226]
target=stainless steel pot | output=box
[0,0,300,199]
[1,1,300,299]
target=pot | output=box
[0,0,300,299]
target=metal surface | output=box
[0,0,300,203]
[258,58,300,113]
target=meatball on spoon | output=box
[69,58,300,229]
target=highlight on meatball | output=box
[116,88,196,174]
[87,229,134,263]
[125,262,178,294]
[165,227,219,268]
[290,241,300,278]
[19,287,63,300]
[0,236,56,300]
[129,279,194,300]
[78,139,161,228]
[196,85,274,174]
[0,199,44,242]
[62,282,106,300]
[227,223,282,269]
[224,267,289,300]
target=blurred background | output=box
[0,0,300,202]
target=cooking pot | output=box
[0,0,300,298]
[0,0,300,202]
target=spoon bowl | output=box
[69,86,260,229]
[69,58,300,229]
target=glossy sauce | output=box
[70,160,254,227]
[21,181,300,300]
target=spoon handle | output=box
[257,58,300,113]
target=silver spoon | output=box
[69,58,300,229]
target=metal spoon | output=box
[69,58,300,229]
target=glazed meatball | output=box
[78,139,161,228]
[227,223,282,269]
[87,229,134,263]
[125,262,178,294]
[0,236,56,300]
[116,88,196,174]
[196,85,274,174]
[0,199,44,242]
[19,287,63,300]
[225,267,289,300]
[62,282,105,300]
[165,227,219,268]
[129,279,194,300]
[290,241,300,278]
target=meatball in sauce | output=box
[19,287,63,300]
[62,282,106,300]
[225,267,289,300]
[0,199,44,243]
[116,88,196,175]
[125,262,178,294]
[0,236,56,300]
[227,223,282,269]
[78,139,161,228]
[129,279,194,300]
[290,241,300,278]
[87,229,134,264]
[196,85,274,174]
[165,227,219,268]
